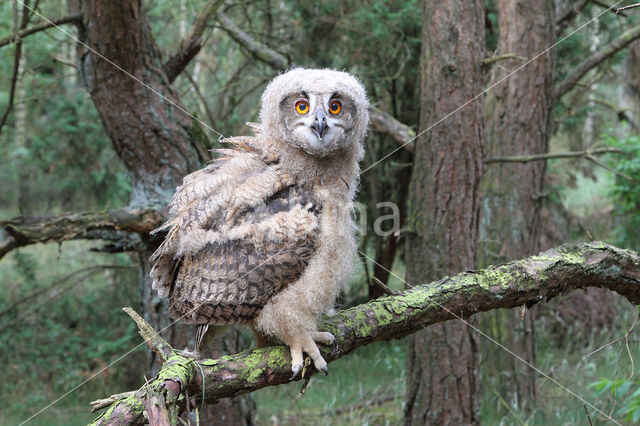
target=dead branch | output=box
[482,53,527,66]
[216,10,289,70]
[90,242,640,425]
[618,3,640,13]
[368,106,416,152]
[555,23,640,99]
[0,13,82,48]
[163,0,225,83]
[483,147,622,164]
[0,208,165,261]
[585,154,634,181]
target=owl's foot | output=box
[178,348,202,359]
[289,332,335,381]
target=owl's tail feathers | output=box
[195,324,209,353]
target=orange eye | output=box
[329,100,342,115]
[295,100,309,114]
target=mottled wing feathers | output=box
[150,136,320,325]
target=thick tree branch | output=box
[556,0,590,27]
[216,10,289,70]
[163,0,225,83]
[368,106,416,151]
[555,23,640,99]
[0,209,165,261]
[91,242,640,425]
[483,147,622,163]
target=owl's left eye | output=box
[295,100,309,115]
[329,100,342,115]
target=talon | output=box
[290,364,302,381]
[321,365,328,376]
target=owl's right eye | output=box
[295,100,309,115]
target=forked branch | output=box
[90,242,640,425]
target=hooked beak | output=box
[310,109,328,139]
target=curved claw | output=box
[290,364,302,381]
[320,365,328,376]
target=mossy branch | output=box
[91,242,640,425]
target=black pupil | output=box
[299,103,306,110]
[331,103,338,111]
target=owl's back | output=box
[150,130,321,325]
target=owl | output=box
[150,68,369,377]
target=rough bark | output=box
[63,1,254,422]
[91,242,640,425]
[69,0,206,208]
[404,1,484,424]
[480,0,556,413]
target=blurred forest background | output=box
[1,0,640,424]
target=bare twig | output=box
[0,13,82,48]
[617,2,640,13]
[0,264,135,318]
[584,405,594,426]
[183,70,218,134]
[585,154,634,181]
[370,276,398,296]
[483,147,622,164]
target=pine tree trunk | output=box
[66,0,254,422]
[404,1,484,424]
[479,0,556,414]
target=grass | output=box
[254,339,406,425]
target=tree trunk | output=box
[620,40,640,128]
[67,0,254,422]
[480,0,556,414]
[404,1,484,424]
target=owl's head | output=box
[260,68,369,158]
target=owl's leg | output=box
[250,324,277,347]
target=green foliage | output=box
[605,134,640,248]
[589,378,640,423]
[0,243,143,425]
